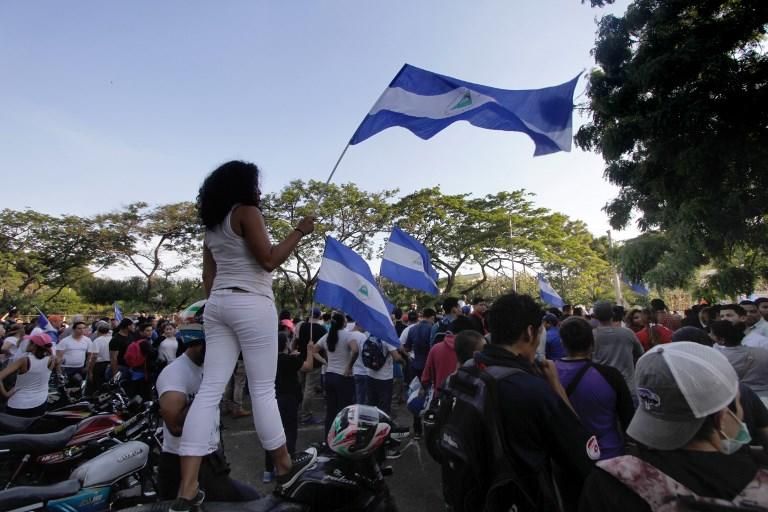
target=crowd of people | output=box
[0,311,184,413]
[3,158,768,512]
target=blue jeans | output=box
[366,377,393,416]
[354,375,367,405]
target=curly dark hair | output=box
[197,160,261,229]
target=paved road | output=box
[221,393,443,512]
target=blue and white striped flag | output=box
[621,277,649,296]
[380,226,439,295]
[315,237,400,347]
[350,64,581,156]
[538,275,565,308]
[35,307,54,332]
[114,302,124,322]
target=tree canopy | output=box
[1,182,621,315]
[577,0,768,294]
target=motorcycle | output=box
[0,372,141,435]
[0,439,159,512]
[115,408,409,512]
[0,399,161,488]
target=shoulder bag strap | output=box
[484,365,525,381]
[598,455,696,512]
[734,468,768,507]
[565,361,593,396]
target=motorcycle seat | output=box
[203,494,307,512]
[0,412,40,433]
[0,424,77,454]
[0,479,81,509]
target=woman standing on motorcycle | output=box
[0,333,56,417]
[172,161,318,512]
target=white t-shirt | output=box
[2,335,19,361]
[317,330,357,376]
[158,337,179,363]
[367,339,399,381]
[91,335,112,363]
[156,353,219,455]
[743,332,768,351]
[399,325,414,346]
[350,332,369,377]
[12,338,29,362]
[57,335,96,368]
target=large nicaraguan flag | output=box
[538,275,565,308]
[315,237,401,347]
[380,226,439,295]
[350,64,581,156]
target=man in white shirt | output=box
[1,323,24,363]
[157,329,260,503]
[742,300,768,339]
[720,304,768,350]
[56,321,97,383]
[87,322,112,390]
[349,323,369,405]
[398,310,420,346]
[365,336,403,416]
[758,298,768,322]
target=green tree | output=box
[261,180,398,311]
[0,208,129,306]
[577,0,768,292]
[539,219,615,305]
[391,188,558,295]
[95,202,203,301]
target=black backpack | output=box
[361,336,387,371]
[423,362,540,512]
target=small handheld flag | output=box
[36,307,54,332]
[380,226,439,295]
[114,302,124,322]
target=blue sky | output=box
[1,1,634,245]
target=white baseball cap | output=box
[628,342,739,450]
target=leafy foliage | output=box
[0,208,130,306]
[579,0,768,293]
[261,180,397,310]
[94,202,203,299]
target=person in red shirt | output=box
[421,316,478,395]
[635,308,674,351]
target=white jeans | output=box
[179,290,286,455]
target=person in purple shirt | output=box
[555,316,635,460]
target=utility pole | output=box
[607,230,624,305]
[509,218,517,292]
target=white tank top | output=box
[8,354,51,410]
[205,206,274,298]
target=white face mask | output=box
[719,409,751,455]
